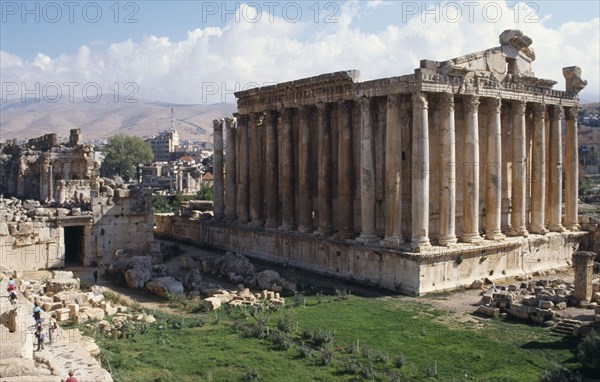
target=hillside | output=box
[0,98,236,143]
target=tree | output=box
[101,134,153,181]
[196,182,214,201]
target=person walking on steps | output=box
[33,303,41,323]
[66,370,78,382]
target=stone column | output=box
[565,107,580,231]
[383,94,402,245]
[279,109,296,230]
[411,92,431,250]
[224,117,237,222]
[509,100,528,237]
[249,112,264,226]
[530,104,547,234]
[298,106,313,233]
[237,115,250,223]
[48,162,54,201]
[264,110,279,228]
[356,96,377,243]
[336,100,354,239]
[213,119,225,221]
[462,96,483,243]
[315,102,333,236]
[573,251,597,302]
[438,93,457,246]
[485,98,505,241]
[547,105,565,232]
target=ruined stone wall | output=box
[86,188,154,266]
[0,198,64,271]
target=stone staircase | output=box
[0,273,112,382]
[552,319,581,336]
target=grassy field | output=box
[89,294,582,382]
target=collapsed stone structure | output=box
[0,130,154,270]
[156,30,590,295]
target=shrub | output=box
[269,331,293,351]
[373,351,390,363]
[455,255,463,265]
[312,328,335,346]
[318,347,334,365]
[297,342,313,359]
[276,310,295,333]
[80,280,93,292]
[395,354,407,369]
[241,369,262,382]
[342,358,361,375]
[578,330,600,370]
[360,362,375,380]
[361,344,373,359]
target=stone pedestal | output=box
[573,251,597,302]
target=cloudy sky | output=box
[1,0,599,104]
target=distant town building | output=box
[139,156,204,194]
[148,129,180,162]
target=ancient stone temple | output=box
[156,30,588,294]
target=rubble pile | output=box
[202,287,285,311]
[476,277,600,332]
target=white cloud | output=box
[1,1,598,104]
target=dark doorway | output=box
[64,226,84,265]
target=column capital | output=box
[338,99,353,112]
[440,93,454,119]
[532,103,546,119]
[548,105,563,121]
[316,101,329,114]
[412,91,428,109]
[224,116,236,129]
[213,119,224,131]
[487,97,501,113]
[280,108,293,122]
[565,106,578,121]
[236,114,250,125]
[512,100,527,115]
[357,95,370,110]
[387,94,401,108]
[464,95,480,113]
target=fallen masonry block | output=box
[476,305,500,318]
[54,308,71,322]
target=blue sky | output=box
[1,1,599,103]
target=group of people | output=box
[32,303,57,351]
[6,277,79,382]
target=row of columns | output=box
[212,93,580,250]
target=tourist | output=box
[9,289,17,307]
[7,278,16,294]
[35,327,45,351]
[66,370,78,382]
[48,316,57,344]
[33,303,42,323]
[93,270,98,283]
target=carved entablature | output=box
[235,30,583,113]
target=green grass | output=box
[92,296,582,382]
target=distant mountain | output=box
[0,97,236,143]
